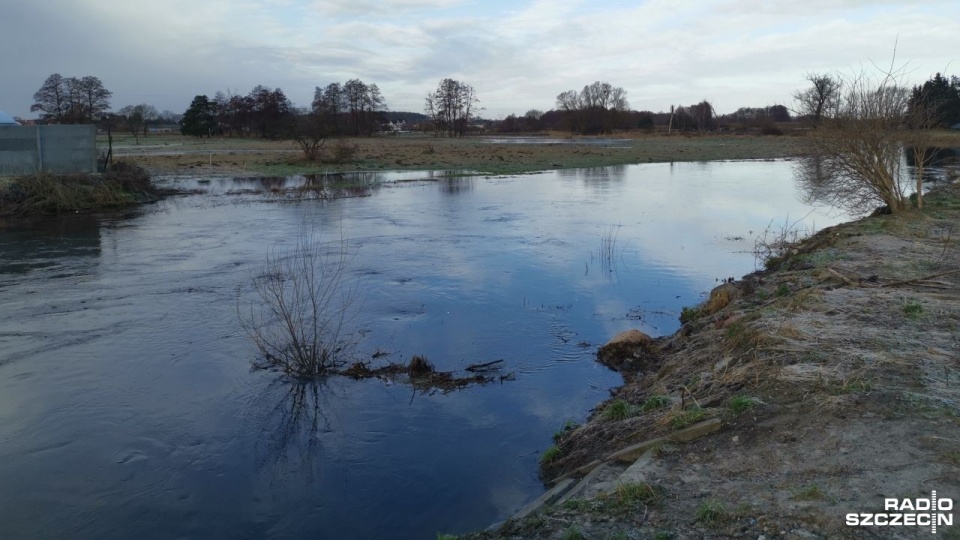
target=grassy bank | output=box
[113,132,816,177]
[0,163,160,215]
[458,183,960,539]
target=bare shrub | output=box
[753,214,815,269]
[239,225,362,376]
[797,55,939,215]
[322,139,358,164]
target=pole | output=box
[35,125,44,173]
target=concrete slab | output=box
[511,477,576,520]
[617,448,656,485]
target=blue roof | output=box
[0,110,19,125]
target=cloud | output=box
[1,0,958,118]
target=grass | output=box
[561,526,586,540]
[640,395,672,412]
[653,532,673,540]
[724,322,768,351]
[903,300,924,319]
[602,399,638,421]
[670,408,706,429]
[791,484,830,501]
[540,445,562,465]
[843,379,874,393]
[944,451,960,466]
[728,395,759,415]
[695,500,730,527]
[0,164,159,215]
[553,419,580,443]
[679,306,702,324]
[775,284,790,297]
[120,132,809,177]
[613,482,663,508]
[437,535,459,540]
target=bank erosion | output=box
[462,182,960,539]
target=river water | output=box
[0,160,850,539]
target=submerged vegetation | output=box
[238,225,510,391]
[0,162,159,215]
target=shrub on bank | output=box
[0,163,158,215]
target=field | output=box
[106,132,811,177]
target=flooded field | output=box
[0,160,852,539]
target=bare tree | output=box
[117,104,158,144]
[289,108,330,161]
[556,82,629,134]
[239,225,361,377]
[797,60,933,214]
[30,74,70,123]
[425,79,479,137]
[792,72,840,124]
[31,73,112,124]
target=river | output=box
[0,160,851,539]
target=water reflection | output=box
[794,148,959,215]
[0,214,101,276]
[257,377,333,472]
[558,165,626,185]
[439,177,474,195]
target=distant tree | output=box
[117,103,158,144]
[555,90,584,133]
[555,82,629,134]
[181,95,217,137]
[31,73,112,124]
[793,72,840,123]
[634,111,655,131]
[313,80,387,136]
[688,100,716,133]
[248,86,293,139]
[909,72,960,128]
[72,76,112,123]
[768,105,791,123]
[425,79,479,137]
[158,110,183,125]
[31,74,70,123]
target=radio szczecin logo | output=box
[846,491,953,534]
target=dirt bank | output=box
[460,183,960,539]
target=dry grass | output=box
[0,163,158,215]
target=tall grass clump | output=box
[239,225,362,377]
[0,162,158,215]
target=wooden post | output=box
[35,125,44,172]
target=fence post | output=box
[35,125,44,173]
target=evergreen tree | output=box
[181,95,216,137]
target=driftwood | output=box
[466,359,505,372]
[879,269,960,288]
[824,267,960,289]
[826,267,858,287]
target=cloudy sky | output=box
[2,0,958,120]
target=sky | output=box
[1,0,958,120]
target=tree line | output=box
[29,70,960,142]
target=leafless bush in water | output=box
[752,214,816,270]
[239,225,362,376]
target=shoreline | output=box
[460,181,960,539]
